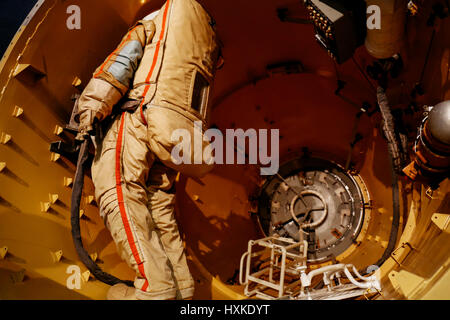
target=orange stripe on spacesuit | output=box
[94,26,139,79]
[115,113,149,291]
[139,0,171,125]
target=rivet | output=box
[79,209,85,218]
[192,194,200,201]
[0,162,6,172]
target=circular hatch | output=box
[258,157,366,263]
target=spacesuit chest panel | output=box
[128,0,220,121]
[127,0,171,102]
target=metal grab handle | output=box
[239,252,249,285]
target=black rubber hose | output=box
[372,152,400,268]
[70,138,134,287]
[361,91,401,275]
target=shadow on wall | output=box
[175,167,261,282]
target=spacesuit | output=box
[75,0,221,300]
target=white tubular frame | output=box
[239,236,308,299]
[239,237,381,300]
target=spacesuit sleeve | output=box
[77,19,156,123]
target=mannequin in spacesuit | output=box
[75,0,222,300]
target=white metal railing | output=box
[239,236,381,300]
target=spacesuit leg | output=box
[91,109,177,300]
[146,162,195,299]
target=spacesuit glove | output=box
[75,110,97,142]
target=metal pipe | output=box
[306,264,346,286]
[343,265,375,289]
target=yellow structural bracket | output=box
[0,246,8,259]
[0,132,12,144]
[388,270,425,299]
[90,252,98,262]
[54,125,64,136]
[72,76,82,88]
[81,270,91,283]
[63,176,73,187]
[390,242,413,267]
[431,213,450,233]
[51,249,63,263]
[49,193,59,204]
[85,195,95,205]
[12,105,24,118]
[50,152,60,162]
[40,201,51,213]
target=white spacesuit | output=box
[76,0,222,300]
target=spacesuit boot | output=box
[107,283,137,300]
